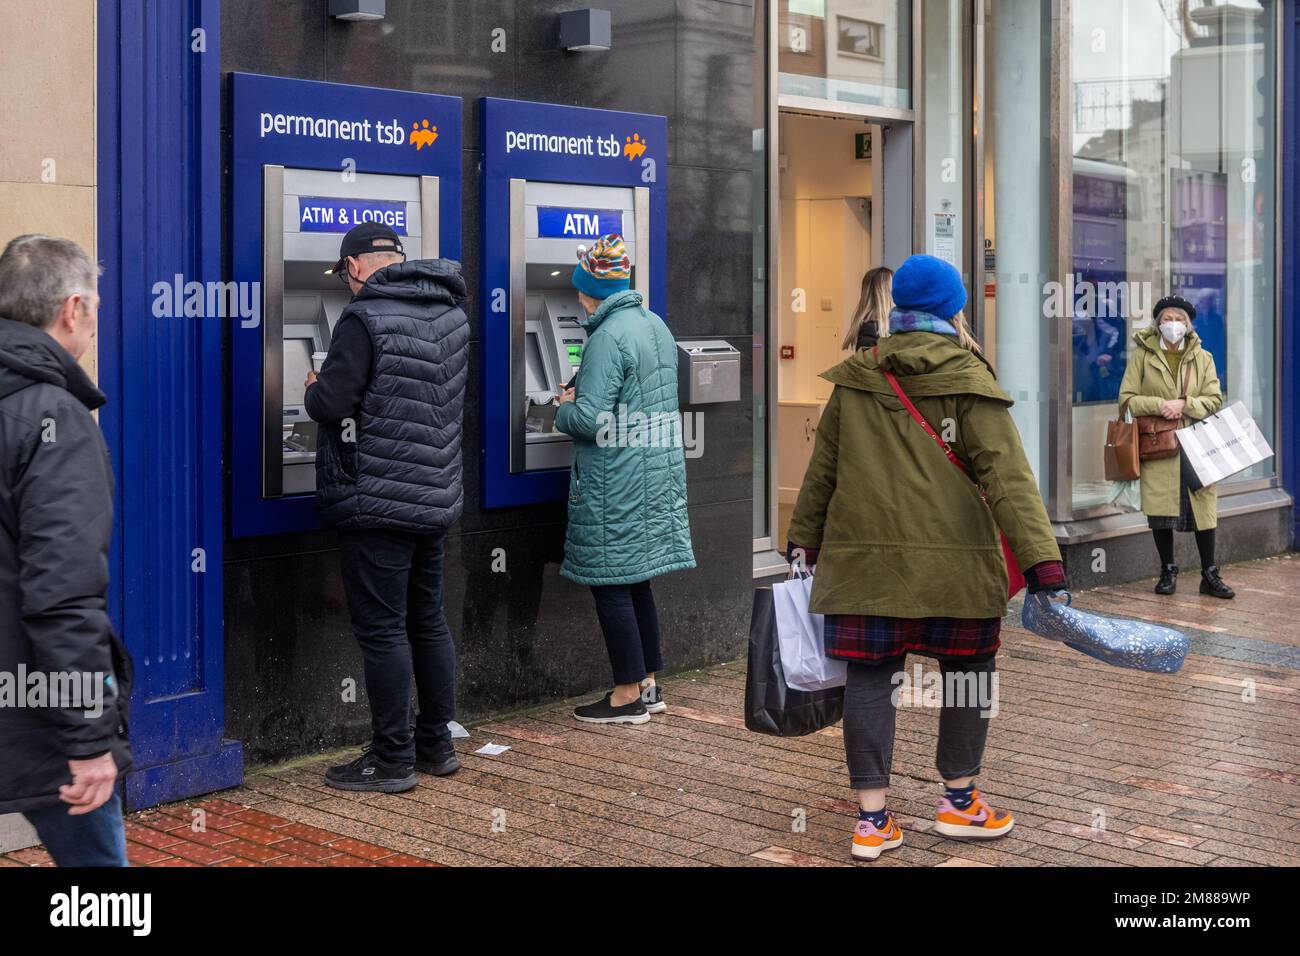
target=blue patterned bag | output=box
[1021,592,1189,674]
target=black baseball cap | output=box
[325,222,405,276]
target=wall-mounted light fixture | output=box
[330,0,385,21]
[558,9,612,52]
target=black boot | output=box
[1154,564,1178,595]
[1200,566,1235,600]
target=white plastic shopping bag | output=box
[772,572,846,692]
[1176,401,1273,489]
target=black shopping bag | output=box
[744,587,844,736]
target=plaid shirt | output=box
[788,544,1066,662]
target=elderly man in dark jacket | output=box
[0,235,131,866]
[305,222,469,792]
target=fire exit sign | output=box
[855,131,872,160]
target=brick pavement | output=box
[7,553,1298,868]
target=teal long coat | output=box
[555,290,696,586]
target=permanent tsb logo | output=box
[622,133,646,160]
[257,110,440,152]
[410,120,439,150]
[504,128,650,161]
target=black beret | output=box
[1153,295,1196,323]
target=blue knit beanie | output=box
[890,254,967,320]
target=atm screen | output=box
[283,339,314,408]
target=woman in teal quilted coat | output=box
[556,235,695,725]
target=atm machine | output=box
[480,96,667,508]
[230,72,461,537]
[261,167,440,497]
[509,180,649,473]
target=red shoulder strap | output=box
[873,345,973,479]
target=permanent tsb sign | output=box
[231,72,462,178]
[481,96,667,188]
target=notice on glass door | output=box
[932,212,957,266]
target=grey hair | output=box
[0,234,100,329]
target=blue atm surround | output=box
[230,73,462,537]
[480,97,668,508]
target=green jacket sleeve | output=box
[958,395,1062,571]
[1184,351,1224,421]
[1118,351,1163,417]
[555,328,624,441]
[786,387,842,551]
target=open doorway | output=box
[774,111,882,546]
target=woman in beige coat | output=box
[1117,295,1233,598]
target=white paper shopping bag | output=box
[1176,401,1273,489]
[772,573,846,692]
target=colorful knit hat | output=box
[572,234,632,300]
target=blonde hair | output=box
[949,310,983,354]
[842,267,894,350]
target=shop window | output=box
[1069,0,1278,511]
[777,0,913,111]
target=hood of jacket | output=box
[355,257,468,309]
[0,316,105,410]
[821,330,1012,405]
[1131,324,1202,357]
[579,288,644,333]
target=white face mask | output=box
[1159,321,1187,346]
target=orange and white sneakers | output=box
[850,812,904,861]
[933,788,1014,839]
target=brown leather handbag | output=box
[1105,363,1191,479]
[1104,407,1140,481]
[1136,364,1192,462]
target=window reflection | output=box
[777,0,913,110]
[1070,0,1277,510]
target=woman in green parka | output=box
[787,254,1067,861]
[1117,295,1233,599]
[555,235,696,726]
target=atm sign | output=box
[298,197,409,234]
[537,207,623,240]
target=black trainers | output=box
[324,748,417,793]
[415,739,461,777]
[640,682,667,714]
[573,692,650,725]
[1155,564,1178,595]
[1200,566,1235,600]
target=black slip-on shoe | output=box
[1199,566,1235,600]
[641,682,667,714]
[415,739,461,777]
[573,692,650,725]
[1155,564,1178,595]
[324,749,417,793]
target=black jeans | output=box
[338,528,456,764]
[591,580,664,686]
[843,653,997,790]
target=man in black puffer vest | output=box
[305,223,469,793]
